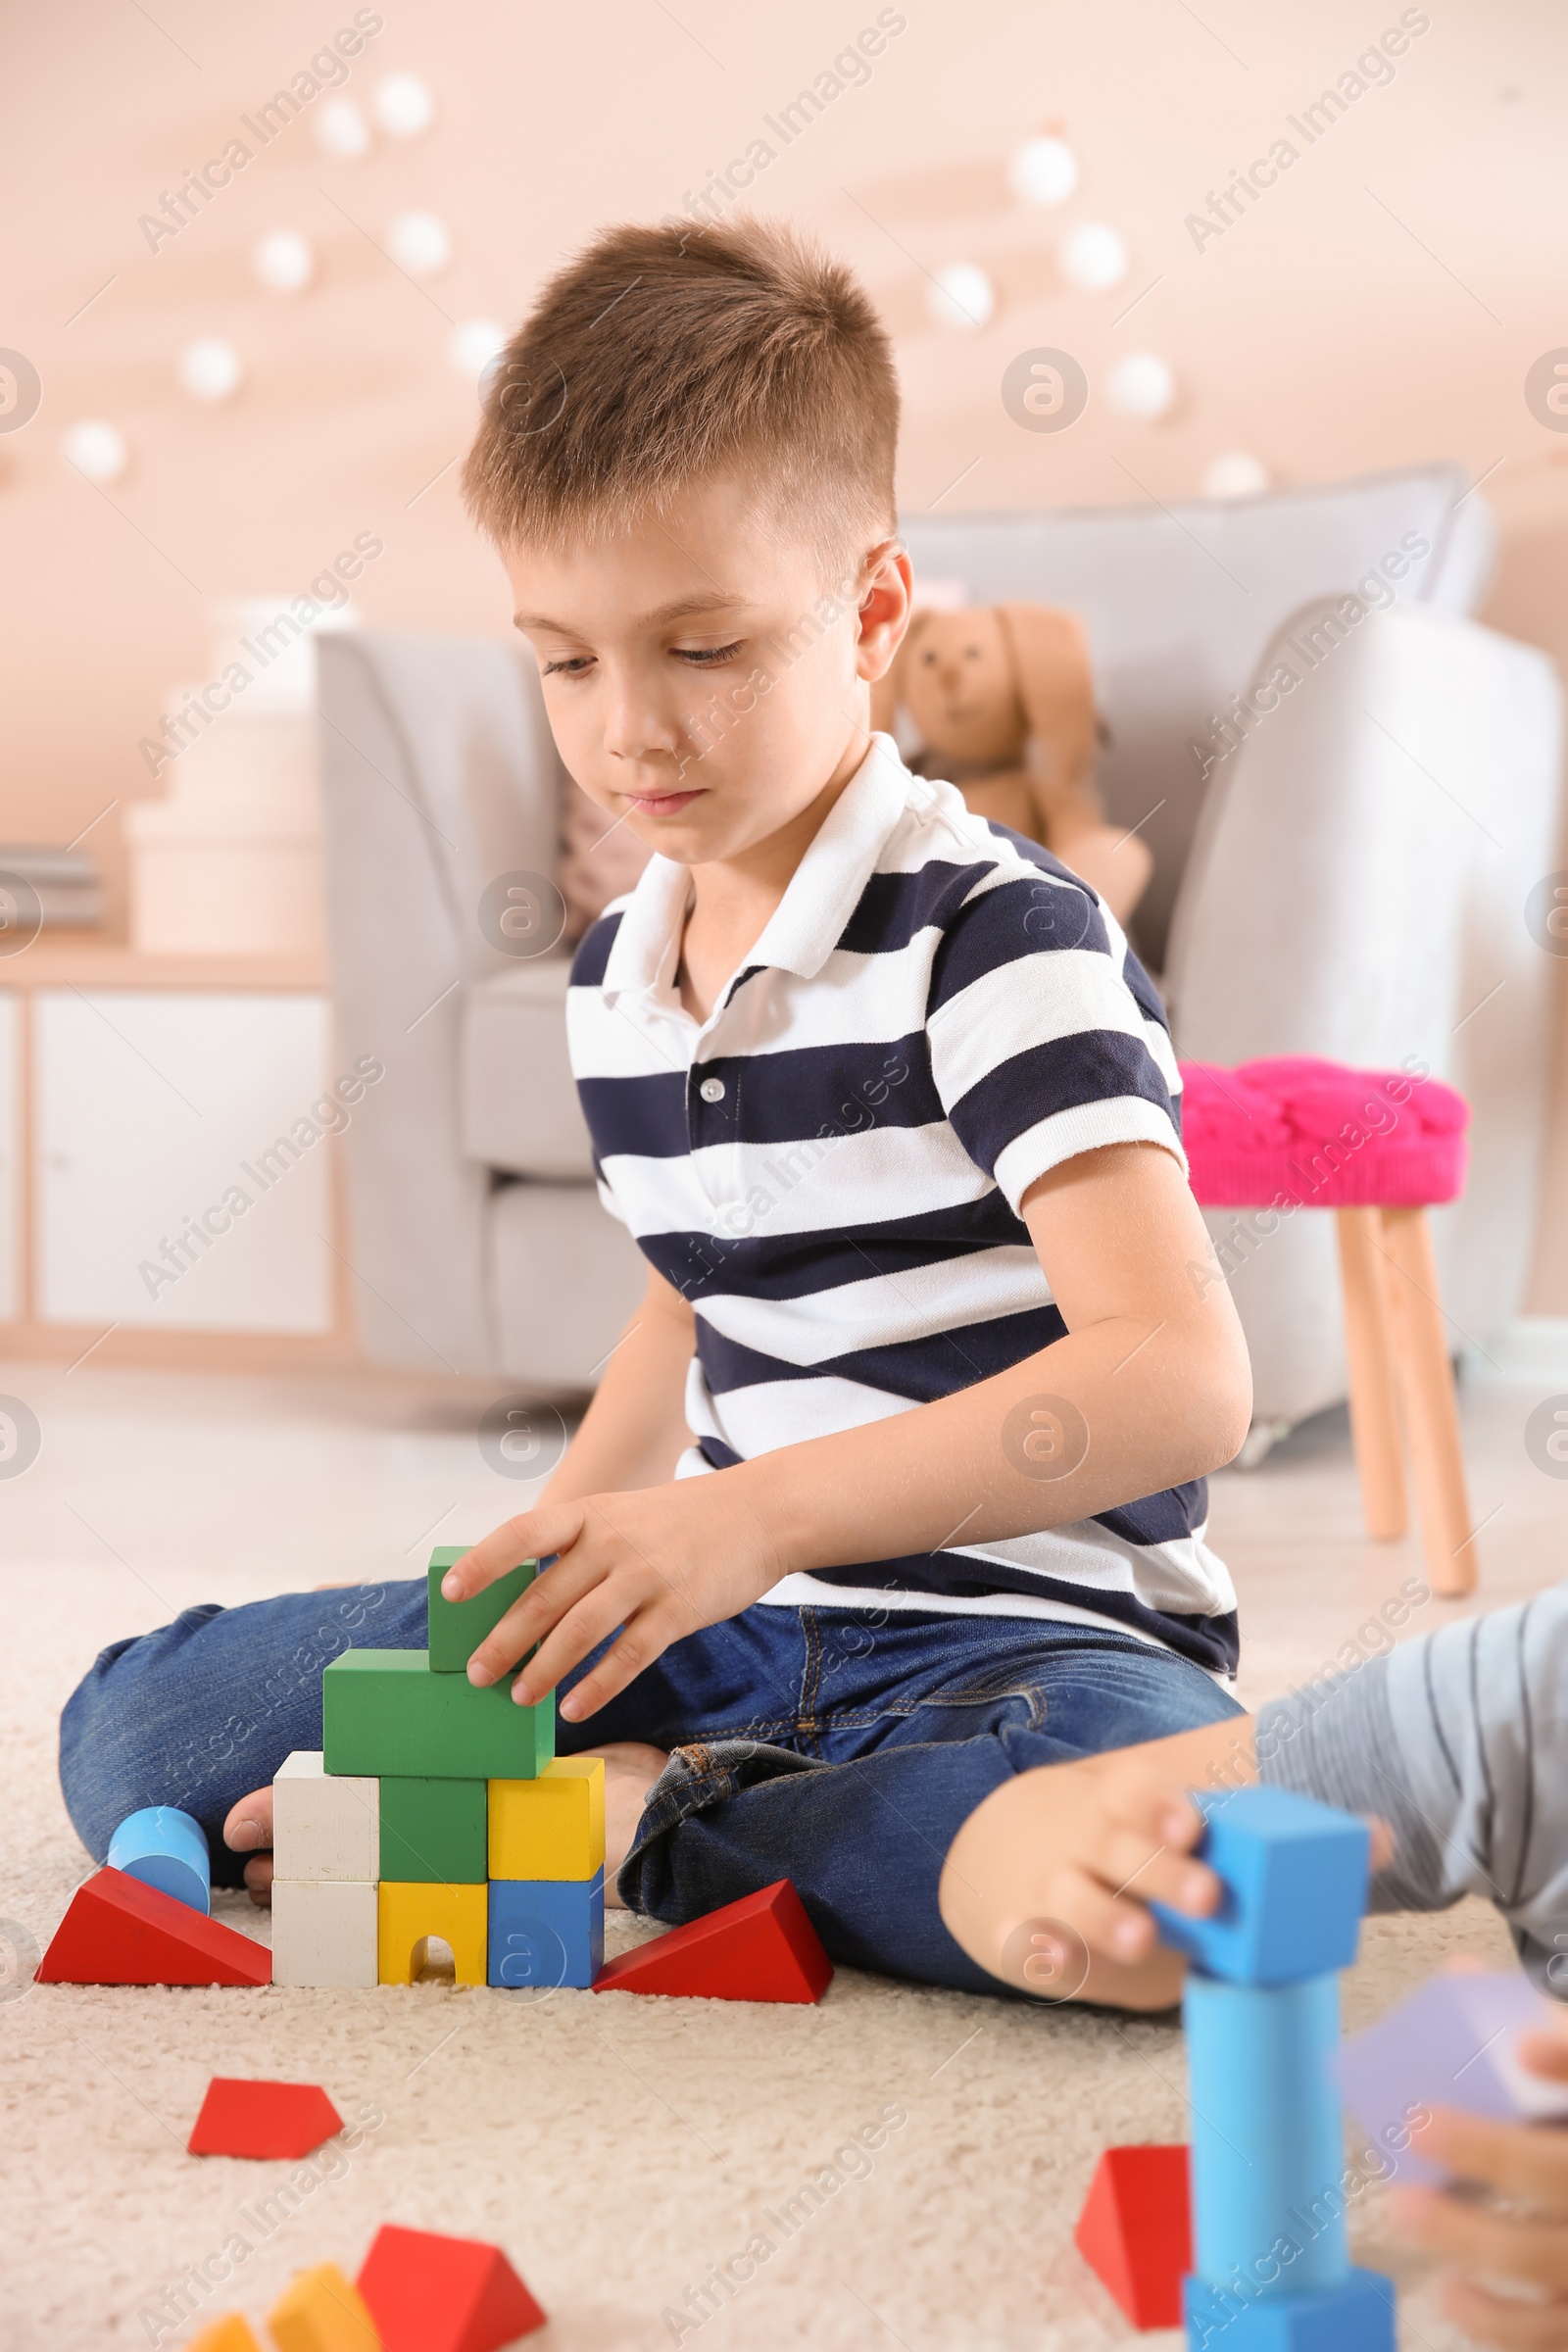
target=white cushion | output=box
[491,1178,646,1388]
[461,956,595,1180]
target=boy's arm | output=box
[756,1136,1250,1571]
[449,1138,1251,1720]
[538,1265,696,1503]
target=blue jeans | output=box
[59,1580,1242,1995]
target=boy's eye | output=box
[676,640,743,666]
[542,655,594,676]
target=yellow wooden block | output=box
[268,2263,381,2352]
[377,1879,488,1984]
[489,1755,606,1880]
[188,2319,265,2352]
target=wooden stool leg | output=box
[1336,1207,1407,1542]
[1380,1205,1478,1596]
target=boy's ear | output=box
[870,608,928,736]
[995,603,1099,808]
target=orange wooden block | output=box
[1074,2144,1192,2328]
[36,1867,271,1986]
[188,2320,265,2352]
[593,1879,832,2003]
[358,2223,546,2351]
[268,2263,382,2352]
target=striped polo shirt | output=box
[566,733,1239,1675]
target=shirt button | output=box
[699,1076,726,1103]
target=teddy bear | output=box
[872,601,1152,927]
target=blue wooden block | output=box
[1185,2265,1396,2352]
[488,1870,605,1990]
[106,1806,211,1916]
[1185,1971,1348,2296]
[1151,1787,1369,1984]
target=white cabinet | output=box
[35,990,331,1332]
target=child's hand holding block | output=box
[1337,1968,1568,2185]
[426,1545,535,1672]
[1150,1785,1370,1983]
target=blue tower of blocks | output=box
[1150,1786,1396,2352]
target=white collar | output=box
[599,731,912,1004]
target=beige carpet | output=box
[1,1356,1556,2351]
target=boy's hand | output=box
[445,1473,785,1722]
[939,1721,1396,2012]
[940,1740,1231,2011]
[1393,2017,1568,2347]
[1003,1746,1223,1964]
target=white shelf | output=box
[33,988,332,1333]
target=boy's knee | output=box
[57,1582,427,1869]
[58,1610,222,1863]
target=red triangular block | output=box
[36,1867,271,1987]
[188,2078,343,2159]
[1074,2144,1192,2328]
[358,2224,546,2351]
[593,1878,832,2003]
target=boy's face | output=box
[505,469,909,867]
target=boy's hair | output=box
[462,217,899,576]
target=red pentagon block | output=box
[593,1878,832,2004]
[1074,2144,1192,2328]
[36,1867,271,1987]
[188,2078,344,2160]
[358,2224,546,2352]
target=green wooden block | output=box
[427,1546,537,1673]
[323,1650,555,1781]
[379,1776,487,1884]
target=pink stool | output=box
[1179,1054,1476,1597]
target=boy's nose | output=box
[602,693,677,763]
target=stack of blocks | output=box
[271,1548,605,1991]
[1149,1787,1396,2352]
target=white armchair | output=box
[1164,602,1561,1427]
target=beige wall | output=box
[4,0,1564,1297]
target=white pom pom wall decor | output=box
[252,229,315,293]
[928,262,996,330]
[63,419,128,483]
[374,73,434,138]
[177,339,243,402]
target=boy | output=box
[60,218,1253,1992]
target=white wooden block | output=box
[271,1878,379,1987]
[272,1750,378,1881]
